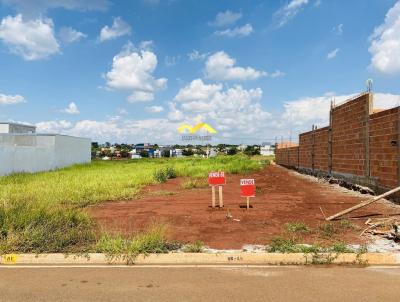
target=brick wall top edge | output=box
[332,92,369,110]
[369,106,399,119]
[300,126,330,136]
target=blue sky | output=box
[1,0,400,144]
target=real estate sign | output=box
[208,171,226,186]
[240,179,255,197]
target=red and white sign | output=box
[208,171,226,186]
[240,179,255,197]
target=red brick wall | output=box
[331,94,370,176]
[314,127,330,172]
[299,132,312,169]
[370,108,399,188]
[275,146,299,168]
[275,92,400,191]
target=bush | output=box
[182,240,204,253]
[153,167,177,183]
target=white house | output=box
[260,144,274,156]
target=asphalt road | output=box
[1,265,400,302]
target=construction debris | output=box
[360,217,400,242]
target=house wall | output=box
[275,92,400,194]
[0,134,91,176]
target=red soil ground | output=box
[87,164,400,249]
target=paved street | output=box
[1,265,400,302]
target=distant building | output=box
[260,143,274,156]
[0,122,36,134]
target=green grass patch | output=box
[182,240,204,253]
[181,178,209,189]
[96,224,169,264]
[284,222,311,233]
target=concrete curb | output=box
[1,252,400,266]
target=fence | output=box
[275,92,400,194]
[0,134,91,176]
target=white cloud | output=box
[209,10,242,27]
[61,102,80,114]
[139,40,154,51]
[1,0,109,17]
[146,105,164,113]
[205,51,266,81]
[105,45,167,102]
[270,70,286,78]
[59,26,86,43]
[36,120,73,133]
[0,14,59,60]
[165,55,178,67]
[0,93,25,105]
[172,79,270,138]
[332,23,343,35]
[175,79,222,102]
[214,23,253,38]
[188,50,209,61]
[327,48,339,59]
[274,0,309,28]
[99,17,131,42]
[116,108,128,115]
[369,1,400,74]
[374,93,400,109]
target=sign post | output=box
[208,171,225,208]
[240,179,255,210]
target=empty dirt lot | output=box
[88,164,400,249]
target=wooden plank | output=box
[326,185,400,221]
[218,186,223,208]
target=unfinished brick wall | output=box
[275,92,400,192]
[313,127,330,172]
[370,108,399,188]
[331,93,371,177]
[275,146,299,168]
[299,132,312,169]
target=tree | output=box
[182,148,194,156]
[227,147,237,155]
[140,150,149,158]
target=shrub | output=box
[153,167,177,183]
[182,240,204,253]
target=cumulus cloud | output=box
[105,44,167,102]
[0,14,59,60]
[172,78,271,138]
[274,0,309,28]
[205,51,266,81]
[99,17,131,42]
[146,105,164,113]
[209,10,242,27]
[36,120,73,133]
[369,1,400,74]
[327,48,339,59]
[0,93,25,105]
[61,102,80,114]
[59,27,86,43]
[214,23,253,38]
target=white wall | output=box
[0,134,91,176]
